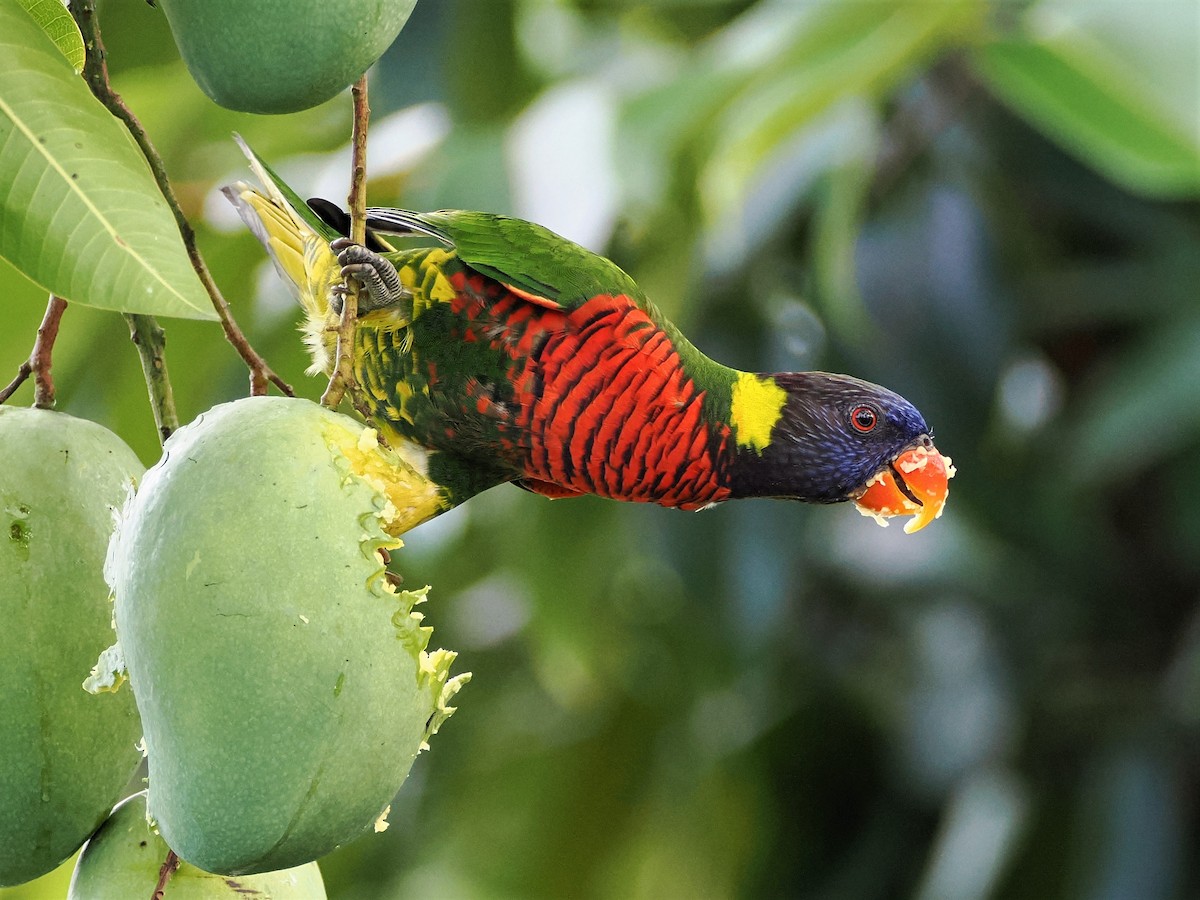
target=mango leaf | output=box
[972,1,1200,199]
[0,1,217,320]
[17,0,84,72]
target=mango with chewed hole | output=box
[106,397,467,874]
[68,792,326,899]
[0,407,143,886]
[157,0,418,113]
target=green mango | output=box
[108,397,467,874]
[0,407,144,886]
[68,792,326,899]
[157,0,418,113]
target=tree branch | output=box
[321,74,371,415]
[0,296,68,408]
[71,0,293,399]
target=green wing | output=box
[364,208,645,310]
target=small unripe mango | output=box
[68,792,326,899]
[0,407,144,886]
[108,397,466,874]
[158,0,418,113]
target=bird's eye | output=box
[851,405,877,433]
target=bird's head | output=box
[727,372,954,533]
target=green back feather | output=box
[366,209,645,309]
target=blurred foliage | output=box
[2,0,1198,897]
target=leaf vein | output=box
[0,92,202,311]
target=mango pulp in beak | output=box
[853,443,955,534]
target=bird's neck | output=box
[666,336,808,506]
[669,334,788,463]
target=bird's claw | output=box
[329,283,348,315]
[328,239,409,314]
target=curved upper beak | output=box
[852,441,955,534]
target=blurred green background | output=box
[3,0,1198,897]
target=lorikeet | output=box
[224,139,953,534]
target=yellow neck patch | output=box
[730,372,787,454]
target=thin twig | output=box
[321,74,371,413]
[151,849,180,900]
[0,364,31,406]
[0,296,67,408]
[347,77,370,250]
[71,0,292,399]
[125,313,179,443]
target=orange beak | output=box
[852,443,955,534]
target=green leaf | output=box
[972,7,1200,198]
[0,1,217,320]
[17,0,84,72]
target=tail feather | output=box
[223,135,340,375]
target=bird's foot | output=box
[329,237,410,314]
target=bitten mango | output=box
[107,397,466,874]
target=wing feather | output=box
[363,208,644,312]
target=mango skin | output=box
[109,397,465,875]
[68,792,326,899]
[158,0,418,113]
[0,407,144,887]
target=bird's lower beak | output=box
[852,442,955,534]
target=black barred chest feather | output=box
[351,250,543,470]
[349,251,732,508]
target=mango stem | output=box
[0,295,67,409]
[151,849,180,900]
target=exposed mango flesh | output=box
[106,397,467,875]
[853,443,955,534]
